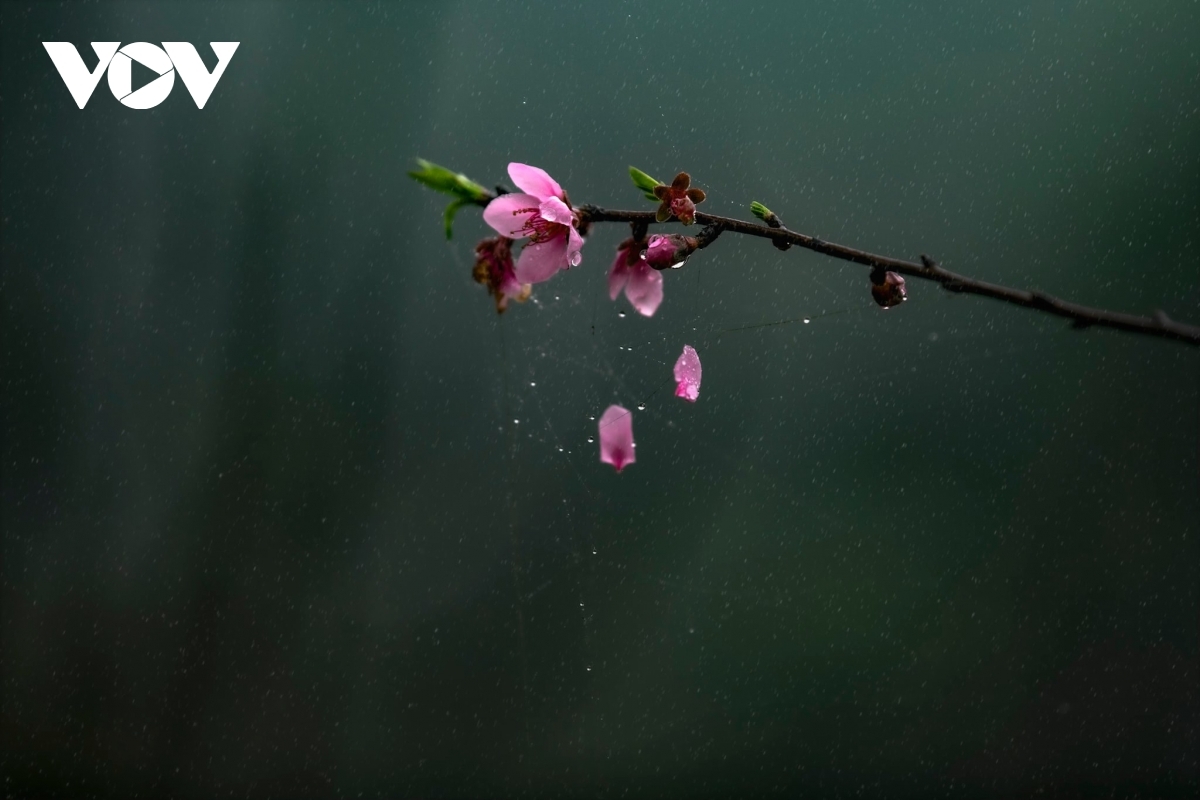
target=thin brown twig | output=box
[572,205,1199,347]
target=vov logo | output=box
[42,42,239,109]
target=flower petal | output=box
[598,404,635,472]
[497,269,525,298]
[624,263,663,317]
[508,163,563,200]
[671,172,691,191]
[608,249,631,300]
[673,344,702,402]
[566,222,584,267]
[538,196,573,226]
[483,193,540,238]
[514,234,568,284]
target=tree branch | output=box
[575,205,1200,347]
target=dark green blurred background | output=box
[2,1,1197,797]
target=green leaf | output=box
[749,201,773,221]
[629,166,663,202]
[442,198,471,240]
[409,159,491,203]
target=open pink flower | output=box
[608,238,663,317]
[598,404,635,472]
[673,345,702,402]
[483,163,584,285]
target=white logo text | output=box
[42,42,239,109]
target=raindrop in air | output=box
[637,403,646,411]
[803,318,811,324]
[587,437,594,443]
[617,311,626,319]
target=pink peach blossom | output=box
[598,404,635,472]
[482,163,583,285]
[608,238,663,317]
[673,345,702,402]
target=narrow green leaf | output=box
[443,199,470,240]
[409,158,491,203]
[629,166,663,202]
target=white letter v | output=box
[43,42,120,109]
[162,42,240,109]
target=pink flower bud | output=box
[870,270,907,309]
[641,234,698,271]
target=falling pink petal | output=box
[598,404,635,472]
[673,345,702,402]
